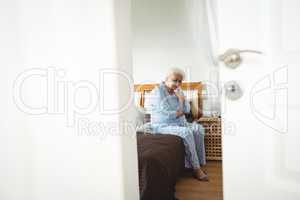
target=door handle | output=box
[224,80,243,100]
[219,48,263,69]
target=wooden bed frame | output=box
[134,82,203,118]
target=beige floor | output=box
[176,161,223,200]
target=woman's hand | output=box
[175,91,185,103]
[176,109,185,118]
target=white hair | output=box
[165,67,185,80]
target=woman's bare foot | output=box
[194,168,209,181]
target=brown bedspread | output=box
[137,132,185,200]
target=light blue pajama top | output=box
[148,82,206,168]
[149,82,190,126]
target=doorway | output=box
[132,0,223,199]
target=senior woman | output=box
[149,68,208,181]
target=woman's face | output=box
[165,73,183,90]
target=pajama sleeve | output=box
[178,90,190,114]
[149,87,178,120]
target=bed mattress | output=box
[137,132,185,200]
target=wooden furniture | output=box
[197,117,222,161]
[134,82,223,161]
[134,82,203,119]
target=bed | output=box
[137,132,185,200]
[135,82,203,200]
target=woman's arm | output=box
[149,87,178,120]
[175,89,190,114]
[183,98,190,113]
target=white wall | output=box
[0,0,138,200]
[132,0,214,84]
[132,0,221,116]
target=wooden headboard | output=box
[134,82,203,118]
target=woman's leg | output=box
[156,125,208,181]
[185,123,208,181]
[182,131,208,181]
[190,123,206,165]
[156,126,200,167]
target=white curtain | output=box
[204,0,221,117]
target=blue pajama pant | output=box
[153,122,206,169]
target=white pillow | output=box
[134,106,146,127]
[136,122,153,133]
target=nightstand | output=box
[197,117,222,161]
